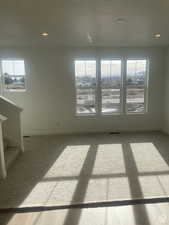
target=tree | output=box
[4,73,13,85]
[127,78,132,84]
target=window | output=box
[1,60,26,90]
[75,60,96,114]
[101,60,122,114]
[75,58,149,115]
[126,59,148,113]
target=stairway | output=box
[0,96,24,178]
[3,138,20,170]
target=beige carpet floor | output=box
[1,132,169,208]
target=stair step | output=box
[3,137,17,149]
[4,147,20,169]
[3,138,8,150]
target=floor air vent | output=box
[109,132,121,135]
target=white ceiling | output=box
[0,0,169,47]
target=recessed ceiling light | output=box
[153,34,161,39]
[114,18,126,24]
[41,32,49,37]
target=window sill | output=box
[76,113,96,117]
[76,112,148,117]
[126,111,148,115]
[4,89,26,92]
[101,112,122,116]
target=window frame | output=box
[74,57,149,116]
[74,58,98,116]
[125,57,149,115]
[100,58,123,115]
[0,58,27,92]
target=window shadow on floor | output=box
[62,144,98,225]
[122,142,151,225]
[1,132,169,225]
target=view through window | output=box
[1,60,26,90]
[126,59,147,113]
[75,60,96,114]
[101,60,122,113]
[75,58,148,115]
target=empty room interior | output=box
[2,0,169,224]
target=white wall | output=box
[162,47,169,133]
[0,47,166,135]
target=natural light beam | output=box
[92,144,126,175]
[43,145,90,178]
[130,143,169,172]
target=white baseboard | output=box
[23,128,162,136]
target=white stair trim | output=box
[0,95,24,179]
[0,114,7,178]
